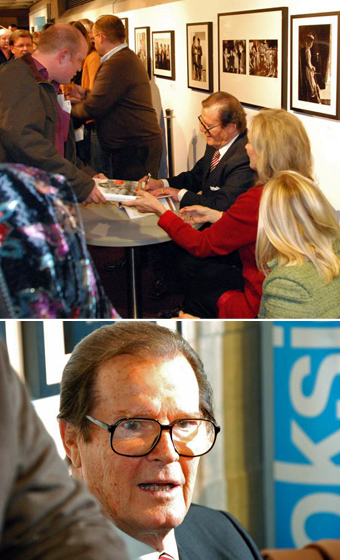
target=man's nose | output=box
[148,429,179,462]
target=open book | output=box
[94,178,176,219]
[96,179,142,201]
[122,196,177,219]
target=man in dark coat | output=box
[144,92,257,315]
[0,24,105,203]
[58,321,262,560]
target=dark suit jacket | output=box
[168,131,256,210]
[176,504,262,560]
[168,130,256,211]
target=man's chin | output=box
[140,504,186,532]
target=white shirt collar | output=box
[113,525,179,560]
[101,42,128,63]
[216,133,239,158]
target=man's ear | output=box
[227,122,237,134]
[58,48,71,65]
[59,419,82,469]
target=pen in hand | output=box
[140,173,151,191]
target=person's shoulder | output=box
[265,262,322,288]
[0,56,34,89]
[263,264,315,299]
[225,130,255,166]
[105,47,144,72]
[176,503,262,559]
[180,502,234,524]
[180,502,247,526]
[0,56,22,74]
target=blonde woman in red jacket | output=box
[126,109,314,318]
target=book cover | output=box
[96,179,142,201]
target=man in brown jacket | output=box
[0,24,105,203]
[70,15,162,180]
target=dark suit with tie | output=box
[168,130,256,211]
[165,131,257,317]
[176,504,262,560]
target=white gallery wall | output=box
[57,0,340,209]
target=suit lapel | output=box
[202,146,215,182]
[204,131,245,182]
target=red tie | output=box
[210,149,220,173]
[159,554,174,560]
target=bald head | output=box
[36,24,85,57]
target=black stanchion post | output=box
[165,108,173,177]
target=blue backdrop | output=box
[273,321,340,547]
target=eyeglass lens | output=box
[111,418,216,457]
[198,115,209,132]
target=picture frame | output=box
[121,17,129,46]
[291,12,340,120]
[134,26,151,79]
[152,30,175,80]
[218,8,288,109]
[21,321,113,399]
[186,22,213,93]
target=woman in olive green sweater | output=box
[257,170,340,318]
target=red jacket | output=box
[158,184,264,318]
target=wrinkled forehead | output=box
[94,353,200,412]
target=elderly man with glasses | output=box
[58,321,262,560]
[142,92,256,315]
[144,91,255,211]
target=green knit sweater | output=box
[259,244,340,318]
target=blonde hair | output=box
[256,170,340,282]
[249,109,314,183]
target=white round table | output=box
[80,202,171,318]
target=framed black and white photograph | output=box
[120,17,129,45]
[291,12,340,120]
[186,22,213,92]
[134,26,151,78]
[218,8,288,109]
[152,30,175,80]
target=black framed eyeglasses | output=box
[198,115,221,134]
[85,415,220,458]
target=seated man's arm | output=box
[180,155,256,211]
[167,156,206,193]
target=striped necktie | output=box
[210,149,220,173]
[159,554,174,560]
